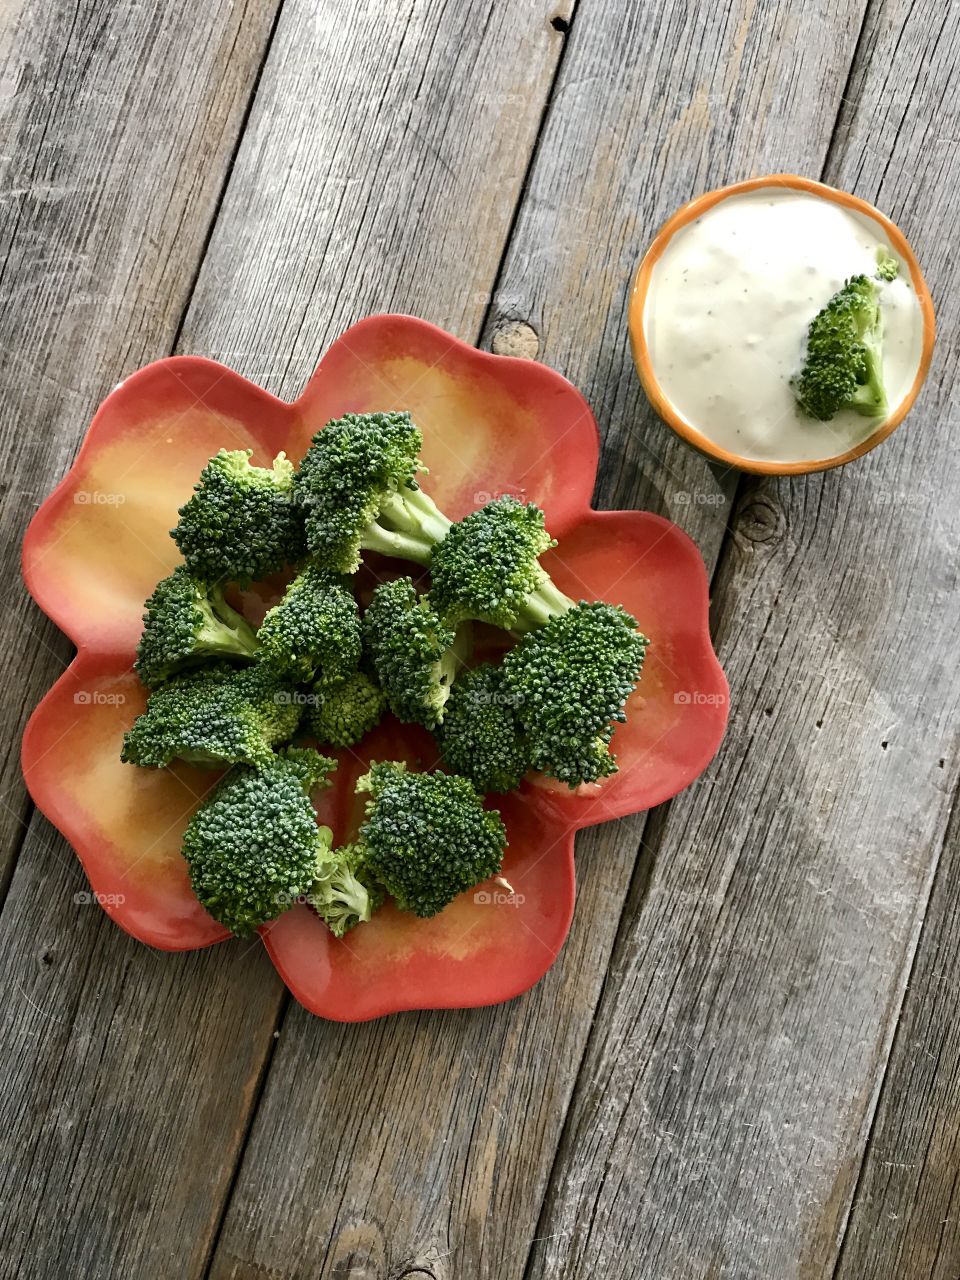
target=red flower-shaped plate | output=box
[22,315,728,1021]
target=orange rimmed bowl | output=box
[628,174,936,476]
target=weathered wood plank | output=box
[527,1,960,1275]
[0,3,286,1275]
[0,833,284,1278]
[0,0,280,891]
[828,1,960,1272]
[178,0,572,396]
[834,804,960,1279]
[205,3,870,1276]
[1,1,583,1275]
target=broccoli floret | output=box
[436,663,532,793]
[134,564,259,688]
[791,275,888,421]
[308,842,384,937]
[293,411,451,573]
[875,246,900,282]
[257,565,361,683]
[173,449,306,585]
[306,670,386,747]
[352,762,507,918]
[182,746,336,936]
[362,577,463,728]
[500,601,648,787]
[429,496,574,632]
[121,662,301,769]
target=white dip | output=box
[642,190,924,463]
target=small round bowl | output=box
[628,174,936,476]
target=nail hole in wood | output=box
[551,15,569,32]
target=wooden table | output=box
[2,2,958,1276]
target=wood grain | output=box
[205,2,871,1276]
[834,803,960,1279]
[829,2,960,1273]
[527,1,960,1275]
[0,837,284,1278]
[178,0,574,397]
[0,0,280,891]
[1,0,578,1275]
[0,3,287,1275]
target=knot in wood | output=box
[735,493,784,546]
[491,320,540,359]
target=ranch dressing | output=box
[643,191,924,464]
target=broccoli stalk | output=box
[182,747,338,936]
[513,575,577,630]
[349,762,507,918]
[309,843,383,937]
[135,564,260,688]
[361,482,452,564]
[173,448,306,586]
[791,275,889,422]
[429,495,574,633]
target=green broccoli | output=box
[429,496,574,632]
[309,842,384,937]
[306,670,386,748]
[293,411,451,573]
[500,601,648,787]
[173,448,306,585]
[348,762,507,917]
[362,577,464,728]
[256,564,361,683]
[875,247,900,282]
[134,564,259,688]
[791,275,888,421]
[436,663,532,793]
[182,747,338,936]
[121,662,301,769]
